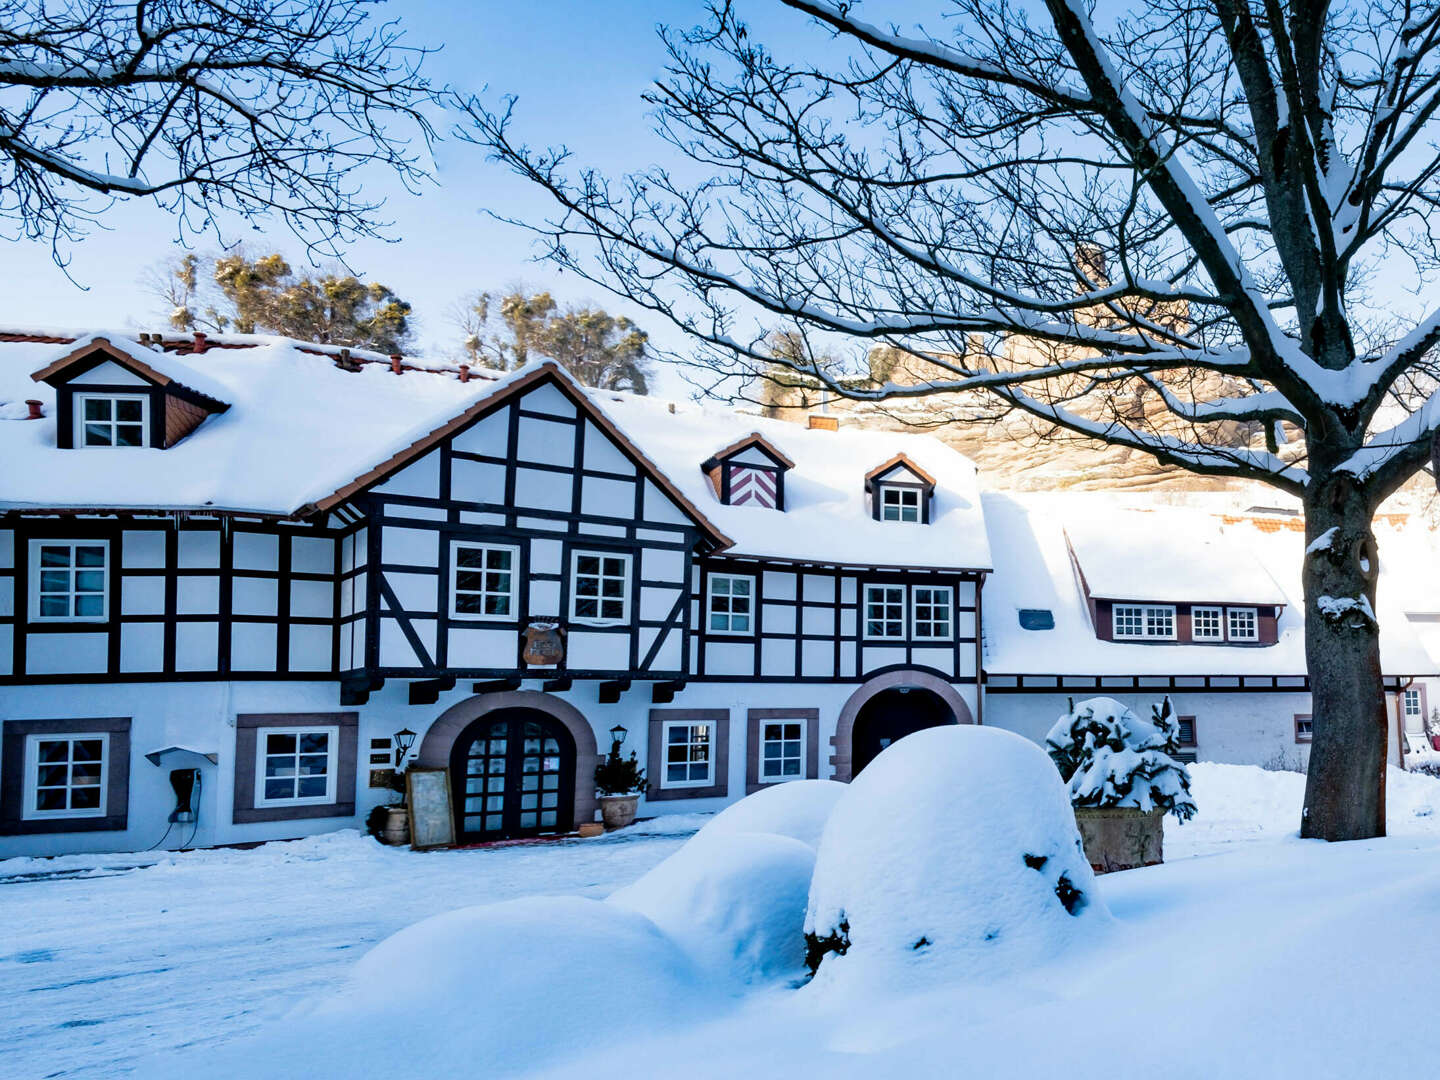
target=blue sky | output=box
[4,1,830,395]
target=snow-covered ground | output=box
[6,765,1440,1080]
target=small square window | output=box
[23,734,109,819]
[1191,607,1223,641]
[76,393,148,447]
[29,540,109,622]
[662,722,713,787]
[571,551,631,624]
[1295,715,1313,743]
[879,486,921,522]
[707,573,754,634]
[864,584,906,639]
[912,586,952,640]
[452,542,519,620]
[760,720,805,783]
[1227,607,1259,642]
[256,727,338,806]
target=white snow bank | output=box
[610,830,816,984]
[156,895,710,1080]
[698,779,847,850]
[805,726,1108,988]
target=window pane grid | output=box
[1113,604,1175,640]
[30,736,106,816]
[760,720,804,781]
[912,586,952,640]
[33,542,108,620]
[1191,607,1223,640]
[1226,607,1258,641]
[78,394,147,447]
[453,543,517,619]
[865,585,906,639]
[880,486,920,522]
[258,729,333,804]
[663,722,713,786]
[707,574,753,634]
[572,552,630,622]
[1404,689,1423,717]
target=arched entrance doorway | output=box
[449,708,577,842]
[851,687,955,776]
[831,668,974,781]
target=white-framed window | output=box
[29,540,108,622]
[879,485,921,523]
[255,726,338,807]
[1295,714,1313,743]
[1112,604,1176,640]
[707,573,754,634]
[75,392,148,447]
[1226,607,1259,642]
[1404,688,1424,720]
[864,584,907,639]
[451,541,519,620]
[759,719,805,783]
[22,733,108,819]
[1191,606,1224,641]
[911,586,953,640]
[570,550,632,624]
[661,720,714,788]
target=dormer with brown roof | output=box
[700,432,795,510]
[31,337,230,449]
[865,453,937,524]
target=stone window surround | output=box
[1,717,131,834]
[233,713,357,824]
[647,709,730,801]
[746,708,819,794]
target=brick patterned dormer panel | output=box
[701,432,794,510]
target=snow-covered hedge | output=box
[804,726,1107,987]
[1046,696,1197,820]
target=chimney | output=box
[25,399,44,420]
[390,354,403,375]
[459,364,471,384]
[192,331,208,354]
[138,333,151,347]
[808,415,839,431]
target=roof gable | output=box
[31,337,231,413]
[700,432,796,472]
[298,362,734,548]
[864,453,937,491]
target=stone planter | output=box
[378,805,411,846]
[1074,807,1163,874]
[599,794,640,831]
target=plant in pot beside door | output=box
[1046,696,1197,873]
[595,728,646,831]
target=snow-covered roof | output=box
[983,493,1437,677]
[0,331,991,570]
[1064,506,1287,605]
[0,333,499,516]
[595,393,991,569]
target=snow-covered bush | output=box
[1046,696,1197,821]
[609,829,816,984]
[698,778,847,851]
[804,725,1107,987]
[191,896,709,1079]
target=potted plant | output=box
[1046,695,1196,873]
[366,769,411,846]
[595,742,646,831]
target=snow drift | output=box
[805,725,1109,987]
[697,778,848,850]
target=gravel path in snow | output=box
[0,822,701,1080]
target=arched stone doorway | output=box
[831,668,974,781]
[416,691,598,840]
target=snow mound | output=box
[610,829,816,984]
[698,779,847,850]
[805,725,1108,988]
[172,896,708,1079]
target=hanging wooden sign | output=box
[523,621,565,666]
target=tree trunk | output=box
[1300,472,1388,841]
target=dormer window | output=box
[31,336,229,450]
[702,433,794,510]
[77,393,148,447]
[879,485,921,522]
[864,453,936,524]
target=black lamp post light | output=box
[608,724,628,752]
[393,727,417,769]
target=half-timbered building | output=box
[2,331,1437,857]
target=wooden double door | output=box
[451,708,576,842]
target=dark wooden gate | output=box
[851,687,955,776]
[450,708,575,841]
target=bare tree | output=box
[468,0,1440,841]
[1,0,442,255]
